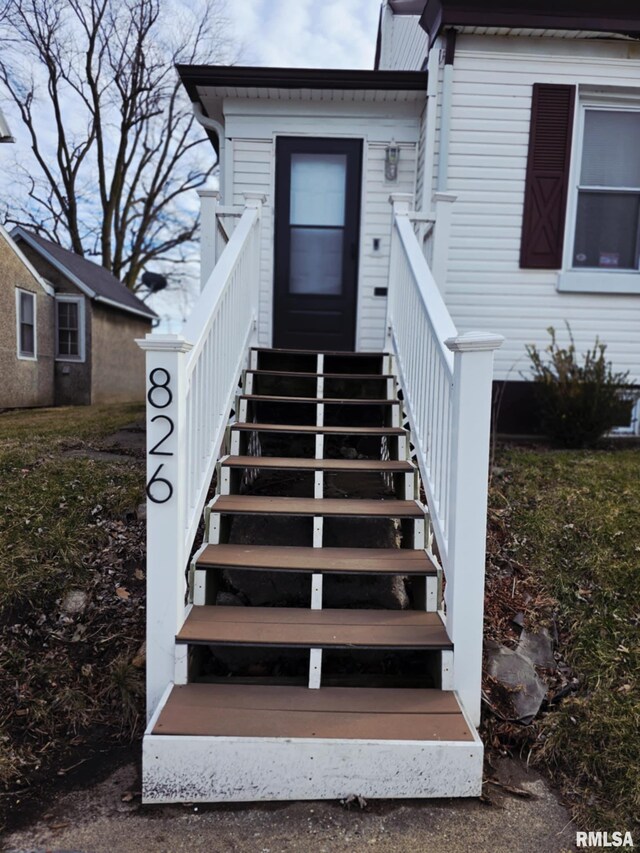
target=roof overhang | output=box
[177,65,428,151]
[420,0,640,46]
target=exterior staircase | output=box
[142,347,483,802]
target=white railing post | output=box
[198,189,220,290]
[136,333,193,720]
[242,192,266,339]
[431,191,457,292]
[386,193,414,347]
[445,331,504,726]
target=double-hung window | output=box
[572,107,640,272]
[16,289,36,359]
[55,295,85,361]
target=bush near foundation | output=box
[526,326,631,448]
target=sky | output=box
[228,0,381,70]
[0,0,384,330]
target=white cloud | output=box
[229,0,380,69]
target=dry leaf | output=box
[116,587,130,600]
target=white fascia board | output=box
[92,293,155,321]
[1,224,54,296]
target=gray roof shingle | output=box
[13,228,157,321]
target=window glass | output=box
[289,228,343,295]
[18,291,35,357]
[581,111,640,188]
[57,300,80,357]
[574,108,640,271]
[290,153,347,226]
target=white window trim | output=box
[15,288,37,361]
[559,94,640,295]
[55,294,86,362]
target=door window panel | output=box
[289,227,343,295]
[290,153,347,226]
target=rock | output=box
[517,627,556,670]
[215,591,246,607]
[136,502,147,521]
[61,589,89,616]
[323,574,409,610]
[486,642,547,724]
[339,446,358,459]
[131,641,146,669]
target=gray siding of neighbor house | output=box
[90,302,150,404]
[0,237,55,409]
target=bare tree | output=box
[0,0,233,290]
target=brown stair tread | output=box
[231,423,406,435]
[247,370,394,379]
[239,394,399,405]
[210,495,423,517]
[252,347,386,357]
[177,606,452,649]
[196,544,436,575]
[151,683,473,741]
[220,455,413,473]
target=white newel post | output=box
[431,191,457,292]
[386,193,414,347]
[445,331,503,727]
[136,333,194,720]
[242,192,267,342]
[198,189,220,290]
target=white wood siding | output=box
[225,101,420,350]
[444,36,640,381]
[378,11,429,72]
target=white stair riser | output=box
[143,735,483,803]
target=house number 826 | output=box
[146,368,174,504]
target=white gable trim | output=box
[11,226,97,299]
[1,224,54,296]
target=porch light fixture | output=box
[385,141,399,181]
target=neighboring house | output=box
[1,226,157,408]
[137,1,639,804]
[0,223,56,408]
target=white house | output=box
[138,0,639,804]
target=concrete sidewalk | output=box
[3,758,578,853]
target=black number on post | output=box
[147,367,172,409]
[149,415,174,456]
[146,464,174,504]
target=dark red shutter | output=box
[520,83,576,269]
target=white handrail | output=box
[388,197,502,726]
[138,197,263,718]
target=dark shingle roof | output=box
[13,228,157,321]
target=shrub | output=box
[526,325,631,448]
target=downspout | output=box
[436,28,457,192]
[420,44,440,212]
[192,102,226,202]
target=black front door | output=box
[273,137,362,351]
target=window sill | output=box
[55,356,85,363]
[17,353,37,362]
[558,270,640,295]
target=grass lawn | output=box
[490,446,640,832]
[0,404,146,824]
[1,404,637,834]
